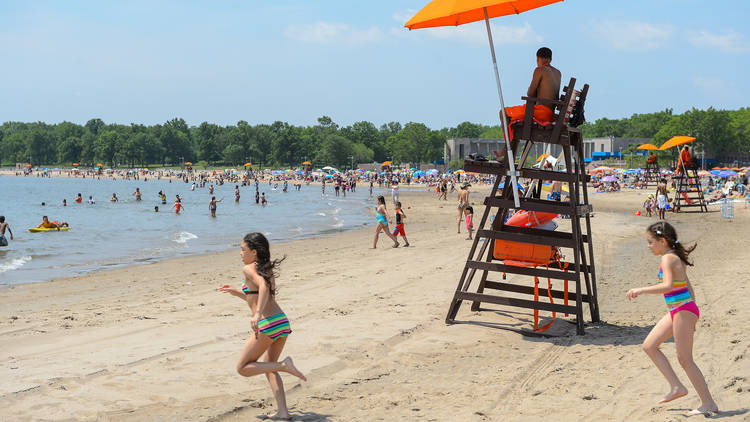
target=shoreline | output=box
[2,189,749,421]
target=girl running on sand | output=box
[219,233,306,421]
[626,221,718,416]
[372,195,399,249]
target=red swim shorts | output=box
[393,224,405,237]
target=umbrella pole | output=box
[483,8,520,208]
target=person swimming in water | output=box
[37,216,68,230]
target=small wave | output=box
[173,231,198,244]
[0,256,32,273]
[317,212,326,217]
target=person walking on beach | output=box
[391,202,410,247]
[0,216,13,246]
[464,206,474,240]
[209,196,223,217]
[456,183,470,234]
[626,221,718,416]
[391,180,399,205]
[219,232,307,421]
[369,180,373,198]
[372,195,399,249]
[656,179,668,219]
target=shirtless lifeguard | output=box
[504,47,561,123]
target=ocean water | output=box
[0,176,380,285]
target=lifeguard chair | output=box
[673,161,708,213]
[446,78,599,335]
[644,155,660,184]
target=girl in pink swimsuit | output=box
[626,221,718,416]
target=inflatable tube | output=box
[505,210,558,228]
[28,227,71,233]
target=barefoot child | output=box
[464,206,474,240]
[643,194,654,217]
[625,221,718,416]
[391,201,410,247]
[219,233,306,421]
[372,195,399,249]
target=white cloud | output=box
[689,30,750,53]
[393,21,543,46]
[284,22,383,45]
[392,9,416,24]
[592,21,675,50]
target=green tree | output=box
[315,134,353,167]
[94,130,119,166]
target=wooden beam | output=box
[467,260,580,282]
[483,280,590,302]
[455,291,578,314]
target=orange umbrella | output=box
[711,167,721,170]
[536,154,550,162]
[185,161,193,165]
[637,143,659,150]
[302,161,312,165]
[405,0,562,208]
[658,136,695,151]
[381,161,392,167]
[244,162,252,167]
[25,163,32,167]
[97,163,104,167]
[72,163,79,166]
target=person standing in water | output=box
[209,196,223,218]
[626,222,718,416]
[0,216,13,246]
[132,188,142,201]
[219,233,306,421]
[255,190,260,204]
[235,185,241,202]
[173,198,184,214]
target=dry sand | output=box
[1,187,749,421]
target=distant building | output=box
[582,136,651,162]
[444,138,503,164]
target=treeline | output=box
[0,117,502,168]
[580,107,750,161]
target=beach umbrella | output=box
[637,143,659,150]
[697,170,711,176]
[97,163,104,167]
[406,0,563,208]
[244,162,252,167]
[381,161,392,167]
[185,161,193,165]
[72,163,79,166]
[659,136,695,151]
[536,153,550,162]
[711,167,721,170]
[302,161,312,165]
[322,166,336,171]
[601,176,619,182]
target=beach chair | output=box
[447,78,599,335]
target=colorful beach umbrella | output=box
[405,0,563,208]
[659,136,695,151]
[637,143,659,150]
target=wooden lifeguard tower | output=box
[673,162,708,213]
[446,78,600,335]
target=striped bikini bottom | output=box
[257,313,292,341]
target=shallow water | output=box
[0,176,381,285]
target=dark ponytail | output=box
[646,221,696,266]
[243,232,285,293]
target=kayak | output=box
[28,227,71,233]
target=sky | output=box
[1,0,748,129]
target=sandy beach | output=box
[1,188,749,421]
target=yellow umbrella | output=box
[405,0,563,208]
[637,143,659,150]
[659,136,695,151]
